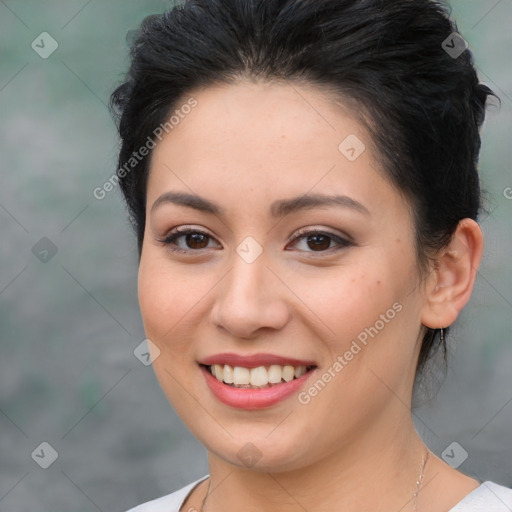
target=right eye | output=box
[157,226,221,254]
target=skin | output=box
[138,80,484,512]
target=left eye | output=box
[159,227,352,254]
[288,228,352,253]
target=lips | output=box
[198,353,318,409]
[199,352,317,368]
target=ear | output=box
[421,218,484,329]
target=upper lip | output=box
[199,353,317,368]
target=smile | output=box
[198,353,318,409]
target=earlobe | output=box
[421,218,484,329]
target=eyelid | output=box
[289,225,354,245]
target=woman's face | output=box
[138,80,429,472]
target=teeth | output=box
[213,364,223,382]
[282,365,295,382]
[223,364,234,384]
[207,364,310,387]
[294,366,306,378]
[268,365,283,383]
[250,366,268,386]
[233,366,250,385]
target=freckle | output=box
[377,280,381,285]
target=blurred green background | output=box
[0,1,511,510]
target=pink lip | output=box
[199,352,317,368]
[200,365,318,410]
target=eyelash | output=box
[157,226,353,256]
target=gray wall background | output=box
[0,1,511,511]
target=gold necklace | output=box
[199,449,430,512]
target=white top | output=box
[125,476,512,512]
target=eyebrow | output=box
[150,191,370,218]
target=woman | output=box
[111,0,512,510]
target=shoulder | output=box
[124,477,512,512]
[449,481,512,512]
[124,475,209,512]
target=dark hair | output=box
[110,0,498,380]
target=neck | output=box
[202,416,428,512]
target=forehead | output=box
[147,80,404,222]
[153,80,366,158]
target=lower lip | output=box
[200,365,316,410]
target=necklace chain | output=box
[413,449,429,511]
[199,449,429,512]
[200,479,210,512]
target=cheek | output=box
[292,265,402,348]
[304,257,419,376]
[137,253,198,356]
[137,255,201,408]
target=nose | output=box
[209,252,290,339]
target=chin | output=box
[197,422,326,473]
